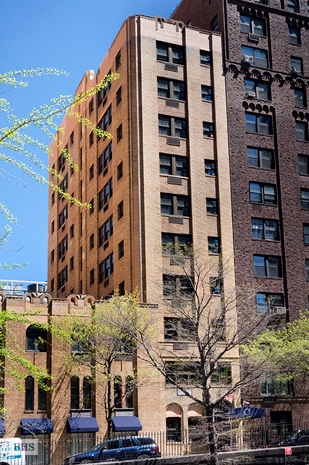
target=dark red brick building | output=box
[173,0,309,429]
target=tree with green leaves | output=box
[242,310,309,382]
[0,68,118,269]
[51,293,154,435]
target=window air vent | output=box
[270,307,286,316]
[242,55,254,65]
[248,33,260,42]
[164,63,178,72]
[246,91,256,98]
[166,100,180,108]
[292,66,302,74]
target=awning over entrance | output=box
[112,416,142,432]
[67,417,99,433]
[0,420,5,434]
[20,418,53,435]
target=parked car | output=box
[63,436,160,464]
[269,429,309,447]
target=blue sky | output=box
[0,0,179,283]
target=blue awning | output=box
[112,416,142,432]
[67,417,99,433]
[21,418,53,435]
[0,420,5,434]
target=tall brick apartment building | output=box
[172,0,309,426]
[45,14,237,447]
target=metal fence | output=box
[22,422,309,465]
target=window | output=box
[294,88,306,108]
[162,233,192,255]
[163,275,193,298]
[83,377,91,409]
[89,199,94,214]
[241,46,268,68]
[240,15,266,35]
[117,124,122,142]
[210,277,221,294]
[298,154,309,175]
[304,223,309,244]
[70,131,74,145]
[261,377,289,395]
[71,376,79,410]
[89,164,94,180]
[244,79,270,100]
[249,182,276,204]
[125,376,134,409]
[205,160,216,175]
[118,281,125,296]
[251,218,279,240]
[89,233,95,250]
[201,85,213,102]
[156,42,185,64]
[70,256,74,271]
[117,161,123,180]
[99,253,114,282]
[211,15,218,30]
[287,0,299,12]
[38,380,47,411]
[118,200,124,219]
[25,376,34,410]
[208,237,220,254]
[99,216,113,246]
[59,235,68,259]
[89,131,94,146]
[97,71,111,105]
[90,268,95,285]
[51,220,54,233]
[26,326,47,352]
[211,364,231,385]
[116,86,122,105]
[245,113,272,134]
[160,194,190,216]
[203,122,215,138]
[99,105,112,132]
[289,26,301,44]
[116,50,121,69]
[164,317,195,340]
[296,121,308,141]
[58,266,68,289]
[70,224,74,238]
[206,198,218,215]
[301,188,309,208]
[157,78,186,100]
[58,205,68,228]
[291,56,303,75]
[89,97,94,113]
[98,178,113,209]
[256,293,284,312]
[159,154,189,176]
[98,142,113,174]
[253,255,282,278]
[306,259,309,280]
[200,50,211,66]
[165,362,201,386]
[158,115,187,138]
[114,376,122,408]
[59,174,68,197]
[50,249,54,263]
[247,147,274,169]
[58,147,67,171]
[118,240,124,259]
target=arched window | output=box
[70,376,79,409]
[25,376,34,410]
[114,376,122,408]
[83,377,91,409]
[125,376,134,408]
[26,326,47,352]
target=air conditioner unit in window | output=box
[249,33,260,42]
[242,55,254,65]
[270,306,286,316]
[292,66,302,74]
[246,91,256,98]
